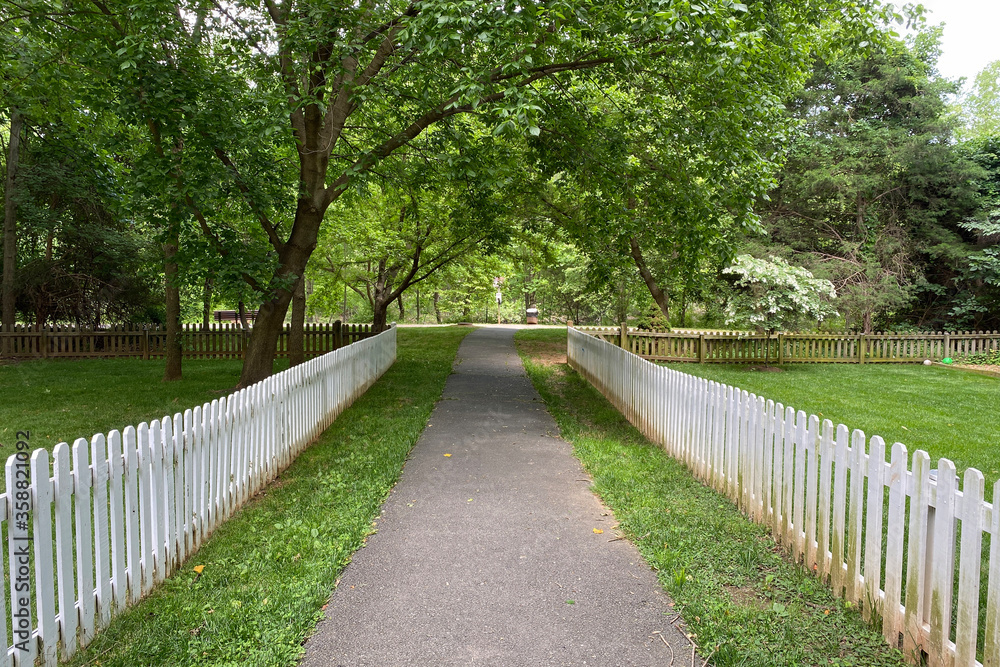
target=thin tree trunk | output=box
[396,292,404,321]
[3,108,23,334]
[415,287,420,322]
[289,276,305,367]
[628,236,670,322]
[434,291,442,324]
[238,301,250,331]
[202,276,213,331]
[163,221,182,381]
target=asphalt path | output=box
[300,327,695,666]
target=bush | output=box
[959,349,1000,365]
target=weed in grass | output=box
[516,328,908,667]
[61,326,471,667]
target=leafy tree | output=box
[760,27,985,331]
[957,60,1000,141]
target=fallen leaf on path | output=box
[593,528,604,534]
[444,453,452,457]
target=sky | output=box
[911,0,1000,87]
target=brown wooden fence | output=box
[0,322,375,360]
[576,326,1000,364]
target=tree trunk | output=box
[415,287,420,322]
[372,280,395,332]
[396,292,404,321]
[201,276,213,330]
[862,310,873,335]
[238,301,250,331]
[163,222,182,381]
[237,202,319,387]
[373,299,390,332]
[289,276,305,367]
[434,291,442,324]
[3,108,23,334]
[628,236,670,323]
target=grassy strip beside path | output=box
[516,329,906,667]
[66,326,470,667]
[663,361,1000,487]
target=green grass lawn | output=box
[517,328,907,667]
[0,357,258,455]
[17,327,471,667]
[661,361,1000,488]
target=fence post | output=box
[334,320,343,349]
[143,329,150,361]
[943,332,950,359]
[620,322,627,350]
[698,334,705,363]
[41,326,48,359]
[858,334,865,365]
[776,333,784,365]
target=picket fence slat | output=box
[53,444,76,659]
[0,326,395,662]
[30,450,56,666]
[72,437,96,647]
[567,326,997,667]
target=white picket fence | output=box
[0,325,396,665]
[567,327,1000,667]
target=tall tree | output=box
[2,108,22,333]
[760,28,984,331]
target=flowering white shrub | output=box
[723,255,838,333]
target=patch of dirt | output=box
[954,363,999,372]
[747,365,784,373]
[950,363,1000,378]
[724,584,769,610]
[517,339,567,366]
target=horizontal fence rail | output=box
[0,322,374,360]
[567,327,999,667]
[576,326,1000,364]
[0,325,396,665]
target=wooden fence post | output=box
[620,322,627,350]
[41,327,48,359]
[858,334,865,365]
[943,332,951,359]
[143,329,150,361]
[698,334,705,363]
[777,333,784,365]
[334,320,343,349]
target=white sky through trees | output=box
[913,0,1000,86]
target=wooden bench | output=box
[213,309,258,323]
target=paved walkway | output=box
[301,327,694,666]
